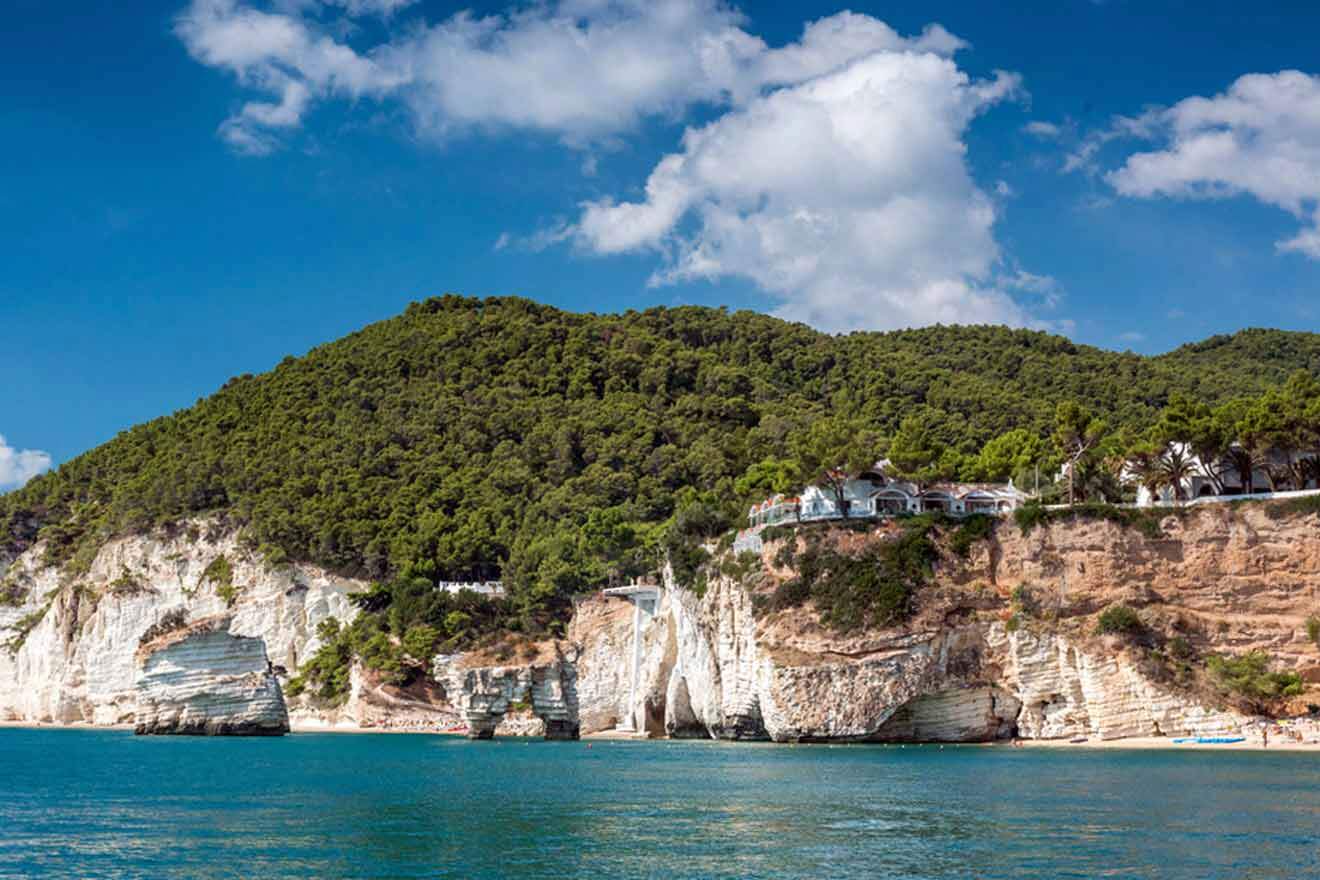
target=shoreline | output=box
[1013,735,1320,753]
[5,719,1318,750]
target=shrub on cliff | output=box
[759,521,938,631]
[1011,584,1043,619]
[200,556,236,606]
[1265,494,1320,520]
[1017,504,1170,539]
[4,604,52,654]
[138,608,188,646]
[1206,651,1304,709]
[1096,605,1144,636]
[108,567,150,596]
[0,578,26,607]
[949,514,995,558]
[285,618,353,703]
[764,575,810,612]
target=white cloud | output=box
[0,436,51,491]
[270,0,418,19]
[177,0,408,152]
[181,1,1057,332]
[574,50,1033,332]
[319,0,416,16]
[178,1,968,147]
[495,221,575,254]
[1063,113,1155,175]
[1003,269,1061,301]
[1099,71,1320,258]
[1023,120,1062,138]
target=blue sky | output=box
[4,0,1320,480]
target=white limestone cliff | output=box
[3,505,1316,743]
[438,646,581,740]
[134,616,288,736]
[0,520,364,727]
[574,570,1256,743]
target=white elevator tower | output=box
[601,582,662,734]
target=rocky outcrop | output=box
[478,585,1240,745]
[134,616,288,735]
[873,687,1019,742]
[565,597,635,732]
[994,624,1243,739]
[441,646,581,740]
[0,519,364,727]
[320,663,461,733]
[5,504,1320,743]
[570,504,1320,743]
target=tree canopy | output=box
[4,295,1319,618]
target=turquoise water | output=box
[2,730,1318,879]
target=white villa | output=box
[1125,442,1318,507]
[734,463,1029,553]
[436,581,506,598]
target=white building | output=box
[1127,442,1315,507]
[737,463,1028,547]
[436,581,506,598]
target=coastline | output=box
[5,718,1318,750]
[0,720,134,732]
[1014,735,1320,753]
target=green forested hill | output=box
[4,296,1319,615]
[1155,328,1320,398]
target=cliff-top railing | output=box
[1041,487,1320,512]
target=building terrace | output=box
[734,464,1029,554]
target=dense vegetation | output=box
[1095,605,1145,637]
[762,516,942,630]
[5,297,1320,629]
[286,568,513,703]
[1205,651,1304,710]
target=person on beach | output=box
[1262,728,1268,749]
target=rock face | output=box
[0,519,365,727]
[440,646,581,740]
[134,616,289,736]
[4,505,1320,742]
[569,505,1320,743]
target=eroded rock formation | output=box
[0,520,363,727]
[134,616,289,736]
[440,645,581,740]
[567,504,1320,743]
[3,505,1320,743]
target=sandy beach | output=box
[1016,734,1320,753]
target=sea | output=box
[1,728,1317,879]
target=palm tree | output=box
[1155,444,1199,504]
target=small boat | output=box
[1172,736,1245,744]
